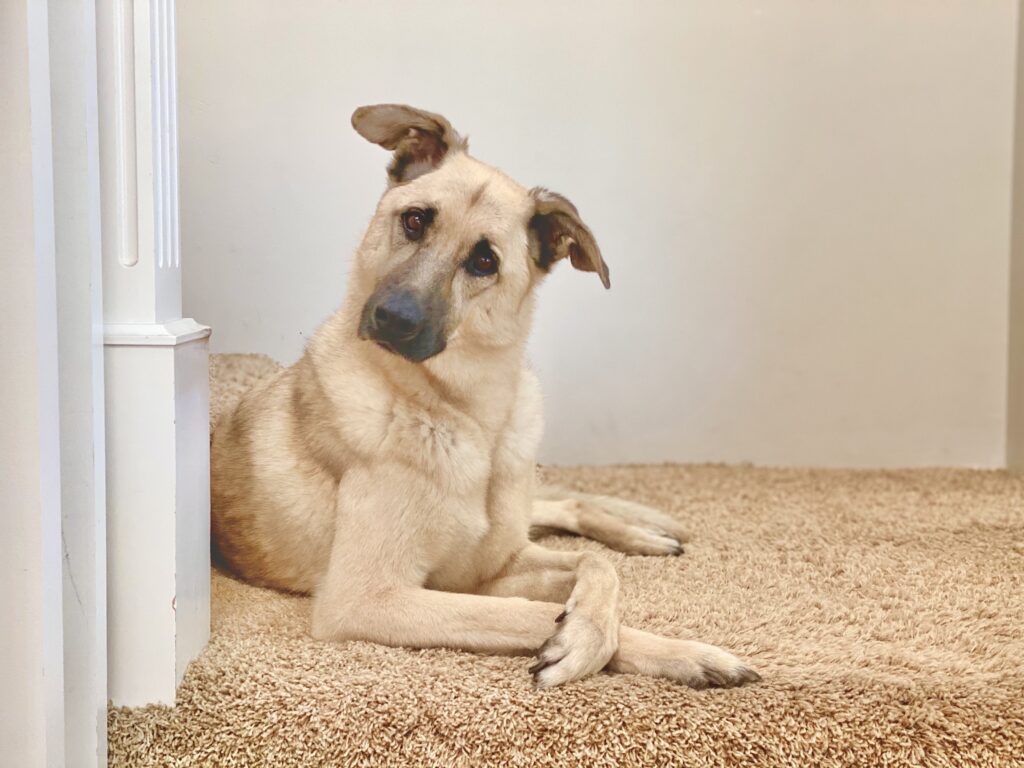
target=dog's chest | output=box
[423,376,545,591]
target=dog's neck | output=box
[377,332,529,430]
[426,339,529,416]
[320,299,534,433]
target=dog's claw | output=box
[738,666,762,684]
[701,662,761,688]
[529,659,554,675]
[554,610,567,624]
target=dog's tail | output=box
[534,484,691,543]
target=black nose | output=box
[371,292,424,341]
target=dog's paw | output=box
[529,602,618,689]
[610,630,761,689]
[574,499,687,556]
[680,642,761,688]
[607,520,684,556]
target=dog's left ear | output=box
[351,104,466,184]
[528,188,610,289]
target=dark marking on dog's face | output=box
[358,279,450,363]
[355,192,502,362]
[350,105,610,365]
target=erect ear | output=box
[351,104,467,185]
[528,188,610,289]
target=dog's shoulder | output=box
[493,367,545,472]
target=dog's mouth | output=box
[366,335,447,363]
[357,314,447,363]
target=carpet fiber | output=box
[108,354,1024,766]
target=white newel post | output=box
[98,0,211,706]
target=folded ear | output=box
[528,188,610,289]
[351,104,467,184]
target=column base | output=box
[104,319,211,706]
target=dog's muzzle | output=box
[358,290,447,362]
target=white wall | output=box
[179,0,1017,468]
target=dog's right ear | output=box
[351,104,466,185]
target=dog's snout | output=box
[358,288,447,363]
[371,294,424,342]
[369,292,425,342]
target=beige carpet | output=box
[108,354,1024,767]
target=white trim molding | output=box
[104,318,211,346]
[1,0,65,763]
[49,0,110,763]
[1008,0,1024,473]
[99,0,211,706]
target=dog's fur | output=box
[211,105,759,689]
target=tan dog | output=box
[211,105,759,689]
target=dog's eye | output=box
[465,240,499,277]
[401,209,428,241]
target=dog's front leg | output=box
[310,467,616,688]
[314,581,564,654]
[313,578,615,689]
[474,544,761,688]
[474,543,621,688]
[609,628,762,688]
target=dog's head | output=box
[349,104,609,364]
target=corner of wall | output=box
[1007,0,1024,473]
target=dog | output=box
[211,104,759,689]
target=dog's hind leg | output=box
[531,485,689,556]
